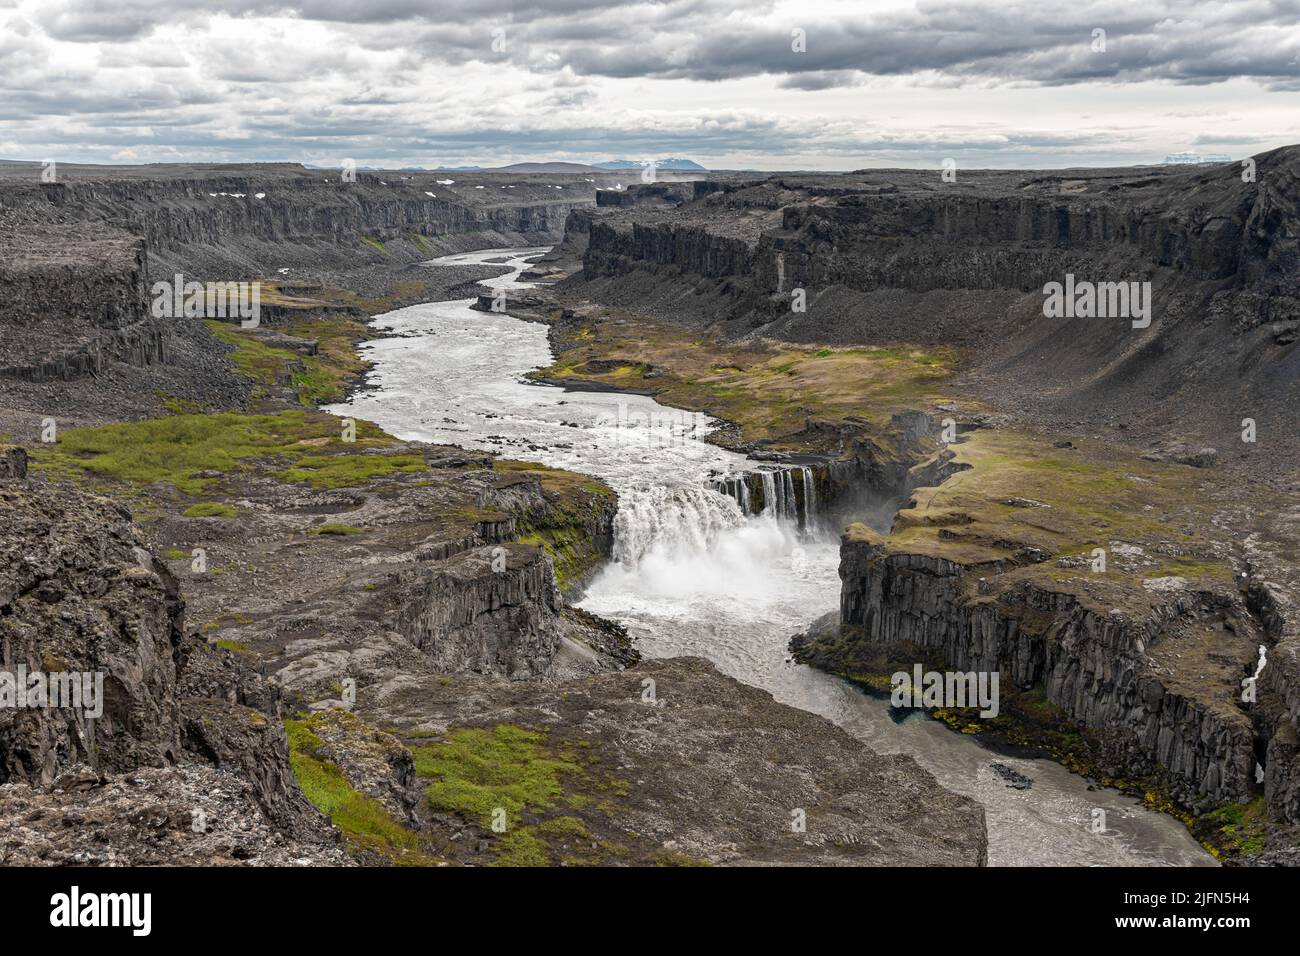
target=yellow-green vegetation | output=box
[313,278,438,316]
[285,716,438,865]
[29,410,422,496]
[358,233,390,256]
[183,502,237,518]
[214,639,253,654]
[313,523,363,536]
[497,459,617,593]
[164,547,189,560]
[1195,798,1269,860]
[412,724,582,828]
[536,312,952,450]
[159,394,205,415]
[889,429,1236,602]
[411,724,646,866]
[204,317,371,407]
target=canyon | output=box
[0,150,1297,865]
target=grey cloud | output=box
[27,1,1300,89]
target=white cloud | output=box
[0,0,1297,169]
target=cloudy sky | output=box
[1,0,1298,169]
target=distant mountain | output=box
[435,165,482,171]
[491,161,600,173]
[592,158,707,171]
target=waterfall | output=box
[801,466,818,533]
[712,466,820,533]
[712,475,754,515]
[612,484,747,567]
[760,471,778,518]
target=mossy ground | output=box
[285,715,440,866]
[204,317,372,407]
[28,409,417,496]
[1194,797,1270,861]
[889,428,1238,609]
[537,310,952,452]
[409,723,678,867]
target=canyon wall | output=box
[832,533,1257,812]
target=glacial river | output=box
[327,247,1214,867]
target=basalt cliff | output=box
[533,148,1300,862]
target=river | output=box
[326,246,1215,867]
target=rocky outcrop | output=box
[0,475,340,860]
[0,481,185,782]
[0,224,167,382]
[823,529,1259,812]
[342,655,989,866]
[585,220,758,280]
[393,544,564,679]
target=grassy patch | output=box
[358,234,390,256]
[1196,798,1269,860]
[206,318,372,407]
[183,502,237,518]
[536,312,953,451]
[313,523,363,536]
[285,717,436,865]
[888,429,1237,601]
[412,724,583,829]
[29,410,417,495]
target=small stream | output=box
[327,247,1215,867]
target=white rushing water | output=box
[327,247,1215,867]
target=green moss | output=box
[1198,797,1269,859]
[358,234,390,255]
[499,460,616,593]
[214,639,253,654]
[164,548,189,560]
[29,410,417,495]
[277,452,427,489]
[412,725,583,828]
[652,849,712,867]
[206,317,373,408]
[183,502,237,518]
[313,523,363,536]
[489,828,552,867]
[285,717,437,865]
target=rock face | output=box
[0,481,184,782]
[393,544,564,679]
[0,476,341,862]
[1248,560,1300,826]
[824,531,1258,812]
[0,225,167,382]
[0,164,598,278]
[568,147,1300,457]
